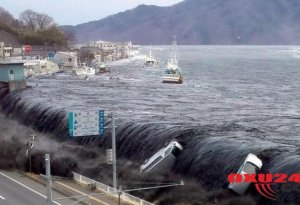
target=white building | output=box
[24,60,59,76]
[3,45,13,57]
[51,52,78,70]
[0,42,4,58]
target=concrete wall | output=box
[8,80,26,92]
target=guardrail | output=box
[73,172,155,205]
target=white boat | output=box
[73,63,95,76]
[162,37,183,84]
[145,49,158,66]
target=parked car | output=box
[228,153,263,195]
[140,141,183,174]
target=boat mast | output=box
[171,35,178,66]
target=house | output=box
[0,62,27,92]
[3,44,13,57]
[51,52,78,70]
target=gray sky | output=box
[1,0,183,25]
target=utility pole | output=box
[27,135,35,173]
[118,185,122,205]
[111,112,117,190]
[45,154,53,205]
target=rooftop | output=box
[0,60,25,65]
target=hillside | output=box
[68,0,300,44]
[0,23,21,45]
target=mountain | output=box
[67,0,300,45]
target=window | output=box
[10,70,14,75]
[68,58,72,62]
[164,147,172,156]
[243,162,257,174]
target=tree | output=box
[37,25,68,46]
[79,50,95,64]
[19,9,54,31]
[36,13,54,30]
[0,7,17,27]
[19,9,37,30]
[15,9,70,46]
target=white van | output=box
[140,141,183,174]
[228,153,263,195]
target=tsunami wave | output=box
[1,83,299,205]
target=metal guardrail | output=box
[72,172,155,205]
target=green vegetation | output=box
[0,7,73,46]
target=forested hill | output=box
[0,7,71,46]
[68,0,300,45]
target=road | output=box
[0,171,78,205]
[0,170,123,205]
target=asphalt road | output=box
[0,171,75,205]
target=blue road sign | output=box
[68,110,105,138]
[48,51,56,58]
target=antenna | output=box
[171,35,178,63]
[172,35,177,46]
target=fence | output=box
[73,172,155,205]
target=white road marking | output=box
[0,172,61,205]
[0,195,5,200]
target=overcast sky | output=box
[1,0,183,25]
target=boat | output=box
[162,36,183,84]
[98,63,110,73]
[145,49,158,66]
[73,63,95,76]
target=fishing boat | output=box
[162,36,183,84]
[145,49,158,66]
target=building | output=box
[0,62,27,92]
[24,60,59,77]
[3,44,13,57]
[0,42,4,59]
[51,52,78,70]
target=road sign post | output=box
[45,154,52,205]
[112,112,117,190]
